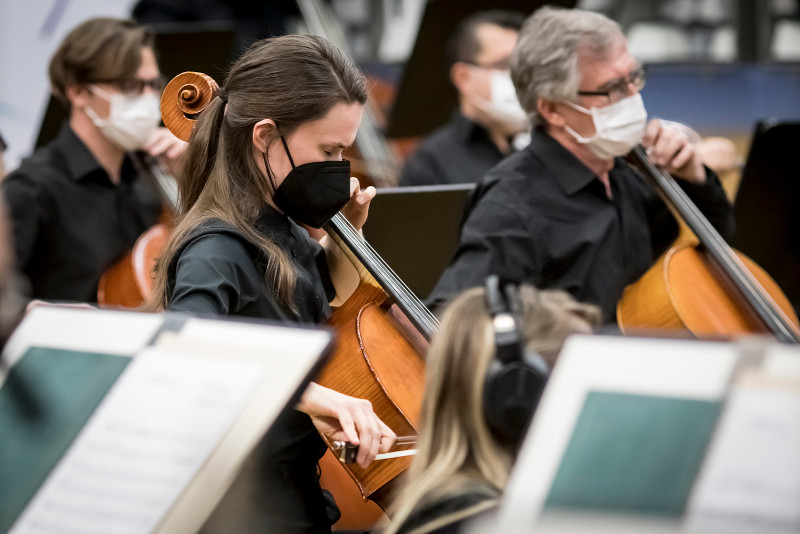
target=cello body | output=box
[617,146,800,342]
[97,223,170,308]
[617,241,799,336]
[317,280,427,530]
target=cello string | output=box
[632,147,799,339]
[332,213,436,331]
[332,211,429,324]
[329,214,438,335]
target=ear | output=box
[537,98,565,128]
[65,84,91,110]
[252,119,278,153]
[450,61,473,93]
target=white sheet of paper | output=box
[9,347,261,534]
[685,383,800,533]
[1,307,162,372]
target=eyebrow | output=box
[325,142,352,150]
[596,67,642,92]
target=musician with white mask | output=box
[399,10,529,187]
[2,17,186,303]
[428,6,734,323]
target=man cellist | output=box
[2,17,186,303]
[428,6,735,323]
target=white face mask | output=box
[85,86,161,151]
[471,70,530,135]
[563,92,648,160]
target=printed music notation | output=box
[9,348,261,534]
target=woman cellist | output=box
[142,34,396,532]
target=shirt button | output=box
[291,249,297,257]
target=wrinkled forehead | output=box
[576,35,636,88]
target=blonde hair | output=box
[385,285,599,534]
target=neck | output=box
[460,101,511,155]
[70,110,125,185]
[546,123,614,194]
[487,128,510,154]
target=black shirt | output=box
[394,489,498,534]
[166,207,336,532]
[399,113,506,187]
[428,127,735,322]
[1,126,162,302]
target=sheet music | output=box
[9,347,262,534]
[685,383,800,534]
[1,307,162,372]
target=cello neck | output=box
[129,151,179,215]
[627,145,800,343]
[325,213,439,341]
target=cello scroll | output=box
[160,72,220,142]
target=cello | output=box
[617,145,800,342]
[96,153,177,308]
[158,71,439,529]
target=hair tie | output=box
[217,87,228,103]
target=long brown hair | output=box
[145,34,367,313]
[385,285,600,534]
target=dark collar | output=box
[527,127,600,196]
[53,125,137,185]
[451,112,492,146]
[256,203,293,234]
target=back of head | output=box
[446,10,526,69]
[385,284,599,533]
[510,7,623,126]
[49,17,154,109]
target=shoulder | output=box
[177,220,261,264]
[400,491,498,534]
[471,149,548,210]
[1,148,64,214]
[3,145,62,189]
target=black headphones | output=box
[483,275,550,450]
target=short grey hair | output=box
[511,7,623,126]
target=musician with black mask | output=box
[143,35,396,533]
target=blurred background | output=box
[1,0,799,174]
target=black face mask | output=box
[264,135,352,229]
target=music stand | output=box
[361,184,475,300]
[730,120,800,316]
[35,21,236,148]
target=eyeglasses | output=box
[577,67,646,104]
[91,75,167,96]
[465,59,511,71]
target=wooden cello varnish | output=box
[315,214,430,509]
[617,146,800,341]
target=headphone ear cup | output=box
[483,353,548,448]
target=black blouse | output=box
[2,125,162,302]
[399,113,507,187]
[165,206,338,531]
